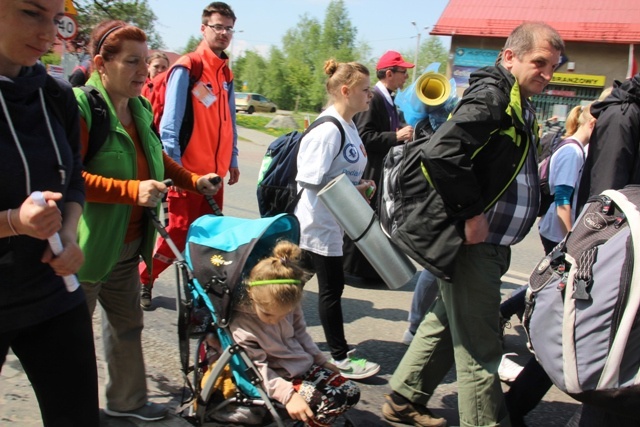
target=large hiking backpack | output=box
[524,186,640,412]
[378,117,435,236]
[256,116,345,217]
[537,137,585,217]
[142,52,203,155]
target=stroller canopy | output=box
[185,213,300,327]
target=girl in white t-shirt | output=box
[538,104,596,252]
[294,59,380,380]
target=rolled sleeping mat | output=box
[317,174,416,289]
[415,71,451,107]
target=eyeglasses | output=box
[392,68,408,74]
[206,24,235,34]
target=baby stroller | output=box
[150,207,299,426]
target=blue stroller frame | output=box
[167,212,300,426]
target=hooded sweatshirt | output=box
[229,303,328,405]
[576,74,640,211]
[0,64,85,333]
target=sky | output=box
[151,0,452,61]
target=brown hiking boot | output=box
[381,393,447,427]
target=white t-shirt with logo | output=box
[538,138,587,243]
[294,106,368,256]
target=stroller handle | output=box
[145,179,184,263]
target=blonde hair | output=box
[597,86,613,102]
[563,104,594,138]
[246,241,306,313]
[324,59,369,100]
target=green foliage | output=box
[235,115,300,138]
[182,35,201,54]
[41,52,61,66]
[74,0,164,50]
[230,0,448,113]
[233,0,358,112]
[402,36,449,76]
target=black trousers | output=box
[301,250,349,360]
[0,303,99,427]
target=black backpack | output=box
[256,116,345,217]
[538,126,564,163]
[378,118,435,236]
[43,79,114,166]
[537,137,585,217]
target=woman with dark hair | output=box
[75,20,221,422]
[0,0,99,425]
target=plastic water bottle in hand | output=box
[30,191,80,292]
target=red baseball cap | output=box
[376,51,415,70]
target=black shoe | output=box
[140,285,152,310]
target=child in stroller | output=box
[230,240,360,426]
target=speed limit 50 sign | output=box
[57,14,78,40]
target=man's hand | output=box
[396,125,414,142]
[464,213,489,245]
[228,167,240,185]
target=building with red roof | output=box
[429,0,639,120]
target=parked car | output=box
[235,92,277,114]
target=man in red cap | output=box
[342,50,416,284]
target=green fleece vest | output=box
[74,74,165,283]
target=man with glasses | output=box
[343,50,415,284]
[139,2,239,309]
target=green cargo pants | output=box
[390,243,512,427]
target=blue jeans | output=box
[407,269,439,334]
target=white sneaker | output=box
[402,329,415,345]
[498,352,524,383]
[331,349,380,380]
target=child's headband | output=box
[248,279,301,287]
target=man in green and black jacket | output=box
[383,22,565,427]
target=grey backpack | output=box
[523,186,640,412]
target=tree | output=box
[320,0,357,61]
[74,0,165,50]
[182,35,201,54]
[233,0,361,111]
[403,36,449,76]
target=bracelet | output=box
[7,209,18,236]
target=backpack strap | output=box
[177,52,205,155]
[285,116,346,213]
[79,86,111,165]
[303,115,346,157]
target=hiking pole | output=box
[205,176,223,216]
[31,191,80,292]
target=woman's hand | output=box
[42,235,84,276]
[196,173,222,196]
[355,179,376,203]
[285,392,314,423]
[12,192,63,240]
[138,180,169,207]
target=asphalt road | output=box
[0,125,581,427]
